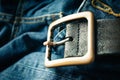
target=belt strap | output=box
[65,19,120,57]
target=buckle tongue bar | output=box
[44,11,95,67]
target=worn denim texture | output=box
[0,0,120,80]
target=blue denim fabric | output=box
[0,0,120,80]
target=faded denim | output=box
[0,0,120,80]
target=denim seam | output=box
[18,12,63,19]
[1,66,70,80]
[10,0,25,39]
[14,12,63,24]
[15,63,71,80]
[0,12,62,23]
[0,12,13,16]
[0,12,14,22]
[13,0,25,38]
[0,18,11,22]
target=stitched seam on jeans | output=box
[0,18,11,22]
[16,63,72,80]
[10,0,23,39]
[0,13,14,22]
[0,12,13,16]
[15,12,63,24]
[18,12,62,19]
[0,12,62,24]
[14,0,25,38]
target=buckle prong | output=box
[44,11,94,67]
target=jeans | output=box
[0,0,120,80]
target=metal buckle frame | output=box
[44,11,94,67]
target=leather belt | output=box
[43,11,120,67]
[65,19,120,57]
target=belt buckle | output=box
[44,11,95,67]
